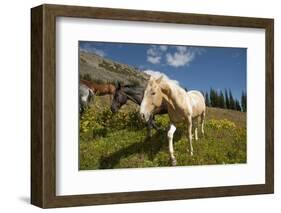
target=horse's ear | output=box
[156,75,164,84]
[116,81,121,90]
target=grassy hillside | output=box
[79,51,149,87]
[79,96,246,170]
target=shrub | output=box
[80,106,146,139]
[206,119,236,130]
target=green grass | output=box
[79,96,246,170]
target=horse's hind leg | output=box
[200,111,206,136]
[187,115,193,156]
[194,117,200,141]
[168,124,177,166]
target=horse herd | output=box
[79,76,206,166]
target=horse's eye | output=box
[151,92,156,95]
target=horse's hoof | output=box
[171,158,177,166]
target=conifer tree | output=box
[205,92,210,107]
[211,88,224,108]
[241,91,247,112]
[210,88,215,107]
[229,90,235,110]
[235,100,241,111]
[225,89,230,109]
[219,90,225,108]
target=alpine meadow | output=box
[79,42,247,170]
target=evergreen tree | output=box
[210,88,215,107]
[219,90,225,108]
[215,89,218,107]
[209,89,213,107]
[205,92,210,107]
[241,91,247,112]
[225,89,230,109]
[235,100,241,111]
[244,92,247,112]
[229,90,235,110]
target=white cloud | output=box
[147,56,161,64]
[146,45,168,64]
[159,45,168,51]
[146,45,205,67]
[143,69,179,85]
[144,69,164,78]
[176,46,187,53]
[166,51,194,67]
[79,47,89,52]
[165,46,204,68]
[80,46,106,57]
[147,47,157,56]
[91,48,106,57]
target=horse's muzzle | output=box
[140,112,150,123]
[140,113,145,121]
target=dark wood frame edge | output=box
[31,4,274,208]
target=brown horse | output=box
[80,79,116,96]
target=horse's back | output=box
[187,90,206,117]
[84,81,115,95]
[108,84,116,94]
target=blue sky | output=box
[79,41,246,100]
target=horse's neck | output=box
[123,87,143,105]
[160,81,186,110]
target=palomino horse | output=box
[80,79,116,99]
[140,76,206,166]
[79,83,94,115]
[110,82,167,137]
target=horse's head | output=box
[140,76,164,122]
[111,82,128,113]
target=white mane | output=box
[144,70,180,87]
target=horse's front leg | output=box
[150,115,161,131]
[146,118,153,138]
[187,115,193,156]
[168,124,177,166]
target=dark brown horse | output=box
[80,79,116,96]
[111,82,167,137]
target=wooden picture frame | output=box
[31,4,274,208]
